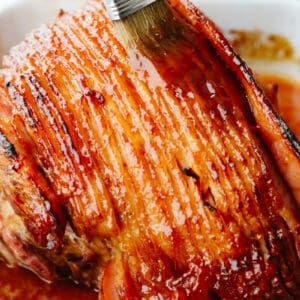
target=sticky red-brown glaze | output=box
[0,0,299,299]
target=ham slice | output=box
[0,0,299,298]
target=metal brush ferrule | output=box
[105,0,157,21]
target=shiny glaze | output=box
[0,0,299,299]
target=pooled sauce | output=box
[229,30,300,139]
[259,75,300,139]
[230,30,296,61]
[0,262,97,300]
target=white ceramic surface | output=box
[0,0,300,80]
[199,0,300,81]
[0,0,85,56]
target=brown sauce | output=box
[229,30,300,139]
[259,75,300,139]
[0,262,97,300]
[230,30,296,61]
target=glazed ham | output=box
[0,0,300,298]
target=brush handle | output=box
[105,0,157,20]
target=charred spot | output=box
[277,114,300,155]
[66,253,84,263]
[80,260,96,271]
[63,208,81,237]
[183,167,199,180]
[6,81,11,88]
[202,187,216,211]
[208,289,221,300]
[268,254,277,263]
[36,164,48,179]
[204,201,216,212]
[54,265,70,278]
[0,131,17,157]
[27,75,37,86]
[27,75,46,104]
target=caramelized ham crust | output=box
[0,0,300,299]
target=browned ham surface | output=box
[0,0,299,298]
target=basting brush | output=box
[104,0,181,48]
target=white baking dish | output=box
[1,0,300,82]
[199,0,300,82]
[0,0,85,57]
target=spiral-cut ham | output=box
[0,0,300,298]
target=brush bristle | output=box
[113,0,178,48]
